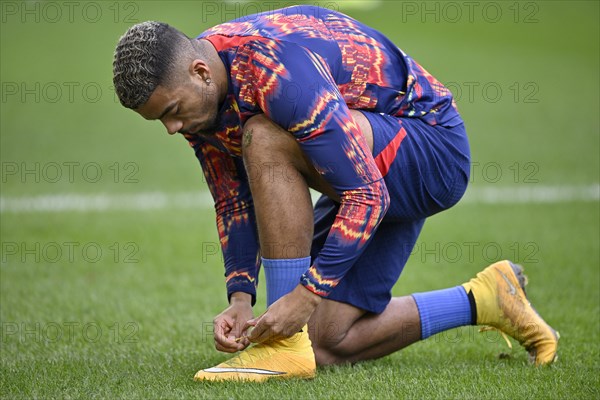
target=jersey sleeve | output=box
[194,141,261,305]
[242,39,390,297]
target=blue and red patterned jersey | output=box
[184,5,461,303]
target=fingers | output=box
[214,324,248,352]
[213,316,231,343]
[233,335,251,349]
[247,316,284,344]
[244,317,263,343]
[241,317,258,334]
[225,333,249,352]
[230,318,252,340]
[215,332,246,353]
[214,316,246,353]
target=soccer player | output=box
[112,5,558,381]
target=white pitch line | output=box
[461,184,600,204]
[0,191,214,213]
[0,184,598,214]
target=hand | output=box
[244,284,321,343]
[213,292,254,353]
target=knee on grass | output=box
[310,326,355,366]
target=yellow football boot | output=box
[463,260,559,365]
[194,326,316,382]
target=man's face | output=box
[136,72,222,136]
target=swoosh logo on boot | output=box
[203,367,286,375]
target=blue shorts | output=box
[310,113,470,313]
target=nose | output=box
[162,119,183,135]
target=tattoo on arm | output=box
[243,128,253,147]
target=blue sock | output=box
[263,257,311,307]
[412,286,473,339]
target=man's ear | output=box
[190,59,210,81]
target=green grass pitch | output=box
[1,1,598,399]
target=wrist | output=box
[295,284,322,308]
[230,291,253,305]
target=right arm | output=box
[194,141,260,351]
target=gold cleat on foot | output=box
[463,260,559,365]
[194,326,316,382]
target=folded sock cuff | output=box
[412,286,472,339]
[263,257,311,307]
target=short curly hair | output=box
[112,21,190,109]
